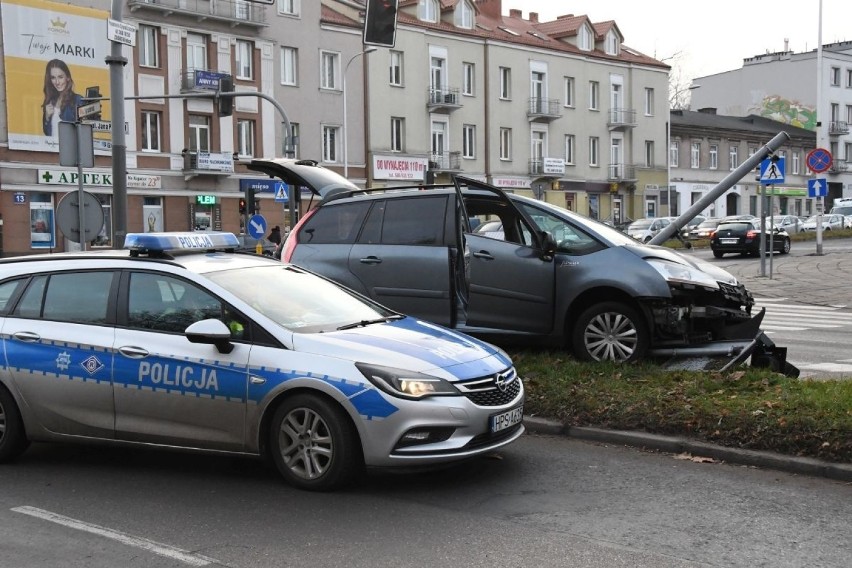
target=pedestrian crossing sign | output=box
[759,157,785,184]
[274,182,289,203]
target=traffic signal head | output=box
[218,75,235,117]
[363,0,398,47]
[239,198,247,214]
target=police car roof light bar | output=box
[124,232,240,256]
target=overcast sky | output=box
[513,0,850,81]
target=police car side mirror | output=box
[186,319,234,354]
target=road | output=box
[1,435,850,568]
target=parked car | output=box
[250,158,780,367]
[829,197,852,216]
[626,217,672,243]
[769,215,803,234]
[0,232,524,491]
[801,213,847,232]
[710,220,791,258]
[679,215,707,239]
[236,235,276,256]
[688,218,722,240]
[721,214,758,222]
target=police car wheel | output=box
[0,386,30,462]
[571,301,649,363]
[269,394,362,491]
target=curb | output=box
[523,417,852,483]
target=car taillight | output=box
[709,231,716,238]
[746,230,758,239]
[281,208,317,263]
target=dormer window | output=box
[419,0,438,23]
[578,24,593,51]
[455,0,474,29]
[605,30,619,55]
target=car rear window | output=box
[297,201,371,244]
[716,223,752,232]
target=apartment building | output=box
[690,41,852,204]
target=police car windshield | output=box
[206,265,392,333]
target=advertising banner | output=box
[1,0,111,153]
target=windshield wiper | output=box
[336,315,404,331]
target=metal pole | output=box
[666,118,672,217]
[815,0,825,255]
[77,124,87,251]
[650,131,791,245]
[108,0,128,249]
[759,184,766,276]
[343,48,376,181]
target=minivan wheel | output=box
[781,238,791,254]
[0,386,29,462]
[269,393,362,491]
[572,302,649,363]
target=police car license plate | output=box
[721,238,738,244]
[490,405,523,433]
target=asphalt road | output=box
[1,435,850,568]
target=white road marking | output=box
[753,299,852,333]
[11,506,215,566]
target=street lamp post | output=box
[343,47,377,180]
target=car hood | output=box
[623,243,740,285]
[291,317,512,380]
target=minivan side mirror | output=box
[540,231,557,261]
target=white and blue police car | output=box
[0,232,524,490]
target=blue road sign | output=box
[247,214,267,239]
[759,157,785,184]
[807,178,827,198]
[240,179,283,194]
[274,184,289,203]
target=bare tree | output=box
[660,51,693,110]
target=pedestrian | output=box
[268,225,282,245]
[42,59,83,137]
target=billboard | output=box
[1,0,111,153]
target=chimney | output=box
[509,9,522,18]
[474,0,502,20]
[784,37,789,51]
[529,12,538,23]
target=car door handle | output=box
[359,256,382,264]
[118,346,149,359]
[472,251,494,260]
[11,331,40,342]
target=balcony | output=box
[426,87,462,112]
[181,69,231,93]
[607,163,637,181]
[428,151,462,171]
[607,108,637,130]
[128,0,268,28]
[829,121,850,136]
[829,159,848,173]
[183,151,235,180]
[527,98,562,122]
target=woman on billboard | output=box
[42,59,83,136]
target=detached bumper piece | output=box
[719,331,800,378]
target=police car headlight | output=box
[356,363,459,400]
[648,259,719,289]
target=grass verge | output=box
[512,350,852,463]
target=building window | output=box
[389,51,403,86]
[390,117,404,152]
[290,122,300,159]
[278,0,299,16]
[499,67,511,99]
[691,142,700,169]
[141,110,161,152]
[645,141,654,168]
[237,119,255,157]
[644,88,654,115]
[462,62,474,96]
[322,125,339,163]
[605,30,618,55]
[578,25,592,51]
[563,76,574,107]
[186,33,207,72]
[709,144,718,169]
[565,134,575,164]
[729,145,739,170]
[670,139,679,168]
[139,25,159,68]
[188,114,210,152]
[830,66,840,86]
[234,1,251,21]
[281,47,298,85]
[589,137,599,166]
[462,124,475,159]
[499,128,511,160]
[320,51,340,90]
[419,0,438,22]
[791,151,800,174]
[30,192,55,249]
[589,81,599,110]
[847,69,852,88]
[847,104,852,124]
[235,40,253,80]
[456,0,473,29]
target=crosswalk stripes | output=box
[753,297,852,333]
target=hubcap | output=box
[278,407,333,480]
[584,312,638,362]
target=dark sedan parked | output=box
[710,220,791,258]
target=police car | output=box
[0,232,524,491]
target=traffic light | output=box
[244,186,259,215]
[239,198,247,214]
[218,75,234,117]
[363,0,398,47]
